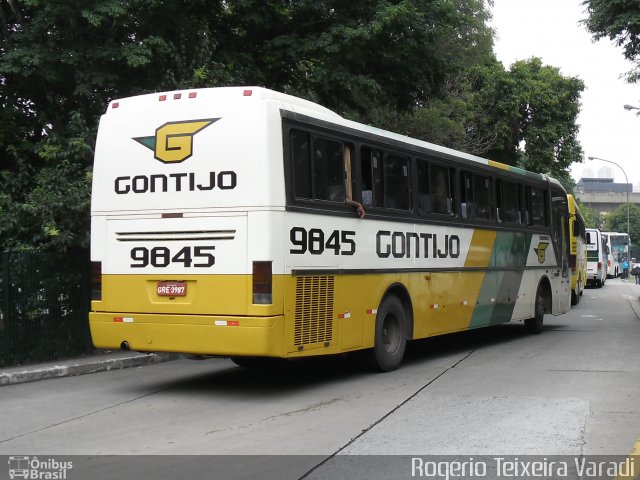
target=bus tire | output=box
[571,280,581,305]
[525,285,545,334]
[364,295,407,372]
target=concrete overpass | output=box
[574,191,640,214]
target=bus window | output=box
[496,179,504,222]
[496,180,521,224]
[361,147,381,207]
[361,147,410,210]
[526,186,548,227]
[291,130,345,203]
[312,136,345,202]
[552,189,570,277]
[383,153,410,210]
[418,160,455,216]
[460,170,473,219]
[431,164,455,215]
[416,159,430,214]
[474,174,491,220]
[461,170,490,220]
[291,130,312,199]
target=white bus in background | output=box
[586,228,608,287]
[602,231,630,278]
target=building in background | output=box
[574,177,636,215]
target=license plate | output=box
[157,281,187,297]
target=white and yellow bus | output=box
[602,231,630,278]
[89,87,571,371]
[567,195,587,305]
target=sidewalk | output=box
[622,277,640,319]
[0,350,178,387]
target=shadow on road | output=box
[134,323,562,398]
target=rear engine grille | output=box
[294,276,334,346]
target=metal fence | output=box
[0,249,93,368]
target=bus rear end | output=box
[586,228,606,288]
[89,88,287,357]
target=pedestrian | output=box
[622,256,629,279]
[631,259,640,285]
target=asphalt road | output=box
[1,278,639,479]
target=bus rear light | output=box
[252,261,272,304]
[91,262,102,301]
[598,261,602,271]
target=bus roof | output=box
[105,86,560,187]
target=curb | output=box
[0,353,178,387]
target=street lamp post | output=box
[587,156,630,237]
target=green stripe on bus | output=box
[469,232,533,328]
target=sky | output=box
[489,0,640,189]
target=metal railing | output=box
[0,249,93,367]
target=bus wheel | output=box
[365,295,407,372]
[571,281,581,306]
[525,286,545,334]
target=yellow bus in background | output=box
[568,195,587,304]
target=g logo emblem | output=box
[134,118,219,163]
[534,242,549,264]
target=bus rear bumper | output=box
[89,312,284,357]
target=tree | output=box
[582,0,640,82]
[575,198,601,229]
[467,58,585,178]
[603,203,640,254]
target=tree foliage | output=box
[467,58,585,177]
[603,203,640,253]
[582,0,640,82]
[575,198,601,229]
[0,0,586,251]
